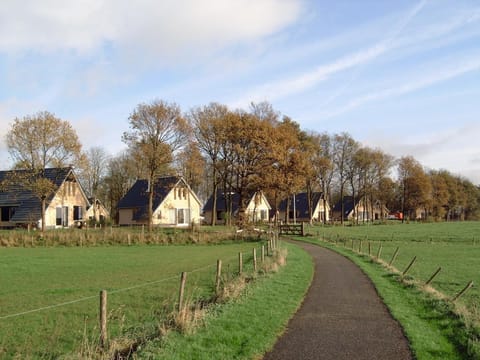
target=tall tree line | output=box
[4,102,480,228]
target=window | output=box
[260,209,267,221]
[56,207,62,226]
[177,209,190,225]
[56,206,69,227]
[0,207,15,221]
[73,206,83,221]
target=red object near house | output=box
[387,211,403,220]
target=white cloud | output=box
[0,0,304,59]
[231,1,480,108]
[320,55,480,118]
[365,123,480,184]
[230,0,428,107]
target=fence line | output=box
[320,235,474,302]
[0,253,245,321]
[0,242,266,322]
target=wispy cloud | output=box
[231,0,427,106]
[320,55,480,118]
[232,0,480,108]
[0,0,304,61]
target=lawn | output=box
[307,222,480,308]
[303,221,480,358]
[0,242,263,358]
[137,242,313,359]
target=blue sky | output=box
[1,0,479,183]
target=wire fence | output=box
[0,236,281,358]
[316,234,478,310]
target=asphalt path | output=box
[263,241,413,360]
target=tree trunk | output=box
[211,182,218,226]
[351,181,356,225]
[321,180,328,225]
[148,179,154,233]
[41,197,46,236]
[306,182,313,225]
[340,183,345,225]
[211,166,218,226]
[285,196,290,223]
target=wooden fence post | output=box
[452,281,474,302]
[99,290,107,349]
[301,222,305,236]
[215,260,222,294]
[402,256,417,276]
[368,242,371,257]
[253,248,257,272]
[178,272,187,312]
[238,252,243,275]
[388,247,400,267]
[261,245,265,262]
[376,244,382,260]
[359,240,362,253]
[425,267,442,285]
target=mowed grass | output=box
[304,221,480,358]
[137,242,313,359]
[307,222,480,308]
[0,242,262,358]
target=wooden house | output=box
[278,192,330,223]
[0,167,90,229]
[332,196,388,222]
[203,190,271,225]
[117,176,202,227]
[86,198,110,224]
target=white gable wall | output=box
[313,200,330,222]
[44,179,89,229]
[153,185,202,227]
[245,192,271,223]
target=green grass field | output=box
[303,221,480,358]
[138,242,313,359]
[307,222,480,308]
[0,242,263,358]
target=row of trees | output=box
[4,102,480,231]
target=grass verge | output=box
[136,242,313,359]
[0,242,263,358]
[298,237,474,360]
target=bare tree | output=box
[122,100,189,232]
[4,111,83,234]
[79,147,109,197]
[77,146,110,222]
[190,103,229,225]
[103,152,138,222]
[332,132,359,224]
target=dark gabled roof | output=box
[117,176,180,221]
[332,196,359,217]
[203,190,241,214]
[202,189,267,214]
[278,192,323,218]
[0,167,75,223]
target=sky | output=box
[0,0,479,184]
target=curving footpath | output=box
[263,241,413,360]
